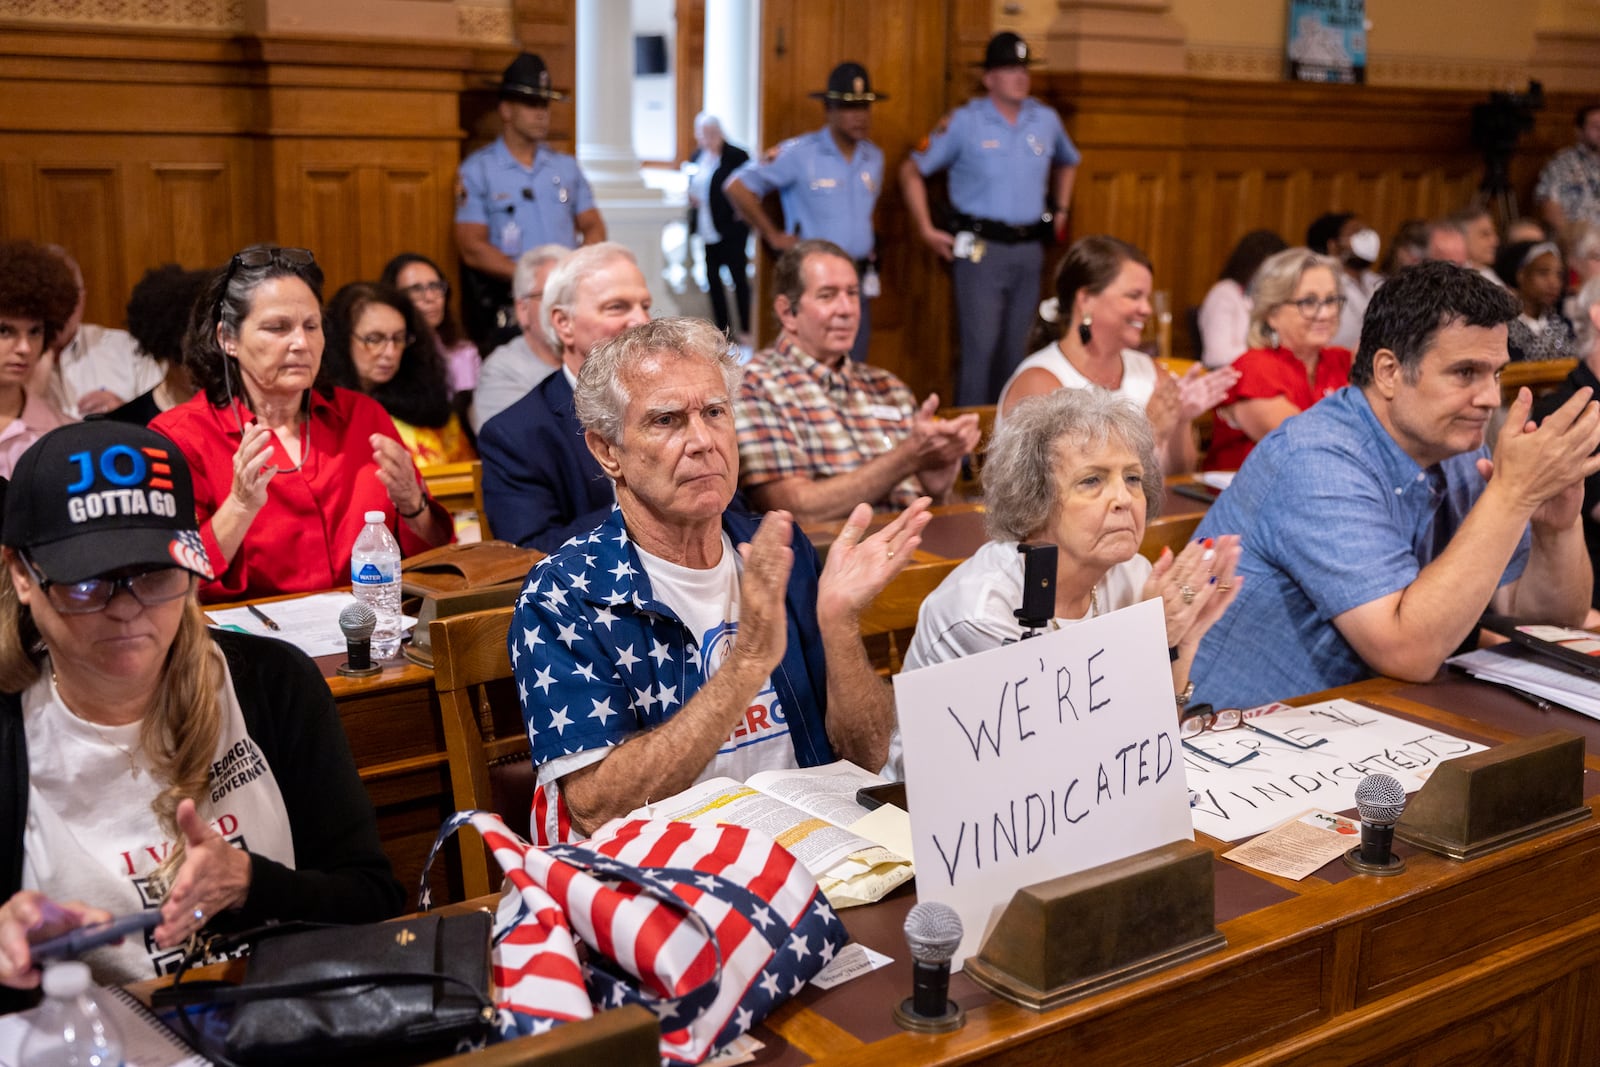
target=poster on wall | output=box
[1285,0,1367,84]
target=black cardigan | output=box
[1,628,404,1012]
[687,142,752,247]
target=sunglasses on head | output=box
[214,247,316,322]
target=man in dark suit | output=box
[479,242,651,551]
[686,113,751,339]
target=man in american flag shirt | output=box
[512,317,932,845]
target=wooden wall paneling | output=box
[509,0,577,151]
[374,159,448,280]
[674,0,705,166]
[148,163,234,271]
[294,159,364,290]
[754,0,964,393]
[35,164,125,329]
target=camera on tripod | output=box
[1472,81,1544,203]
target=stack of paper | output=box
[1448,647,1600,719]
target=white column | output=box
[703,0,761,150]
[575,0,691,318]
[576,0,651,192]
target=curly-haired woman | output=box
[0,241,76,475]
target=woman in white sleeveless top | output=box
[998,235,1238,472]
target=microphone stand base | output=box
[1342,846,1406,876]
[337,662,384,678]
[893,998,964,1034]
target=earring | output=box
[1266,327,1279,348]
[1077,315,1093,346]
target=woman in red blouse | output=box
[152,245,452,602]
[1204,248,1353,471]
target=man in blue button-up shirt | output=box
[1191,261,1600,709]
[725,63,886,363]
[454,53,607,348]
[903,32,1079,406]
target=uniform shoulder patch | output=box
[765,136,802,164]
[917,113,955,154]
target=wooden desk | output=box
[211,591,459,904]
[126,669,1600,1064]
[747,673,1600,1066]
[800,502,987,563]
[318,654,456,906]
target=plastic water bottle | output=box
[351,510,403,660]
[19,961,124,1066]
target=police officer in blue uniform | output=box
[725,62,885,363]
[902,32,1079,405]
[454,53,606,350]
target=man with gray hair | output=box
[479,241,651,550]
[1424,218,1470,266]
[470,243,569,431]
[510,316,930,844]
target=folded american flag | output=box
[423,810,848,1064]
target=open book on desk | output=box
[626,760,914,908]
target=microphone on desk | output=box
[892,901,966,1034]
[1343,772,1408,876]
[337,602,383,678]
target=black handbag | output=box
[158,911,496,1066]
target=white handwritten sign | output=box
[892,599,1193,969]
[1184,699,1486,841]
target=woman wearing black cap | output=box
[0,421,402,1002]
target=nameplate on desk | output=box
[893,598,1192,969]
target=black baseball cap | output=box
[2,422,213,584]
[810,62,888,104]
[499,52,568,104]
[980,32,1037,70]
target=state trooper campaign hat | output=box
[2,421,213,584]
[809,62,888,104]
[980,31,1038,70]
[499,52,569,103]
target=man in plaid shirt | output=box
[736,240,981,525]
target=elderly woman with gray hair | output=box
[509,316,931,843]
[1534,275,1600,613]
[899,389,1241,757]
[1204,247,1353,471]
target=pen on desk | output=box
[247,604,282,631]
[1502,684,1552,711]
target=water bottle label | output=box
[353,562,394,585]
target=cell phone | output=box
[30,910,161,964]
[856,782,907,813]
